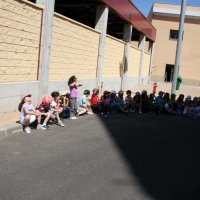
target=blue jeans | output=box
[184,113,195,119]
[110,103,120,108]
[61,107,71,118]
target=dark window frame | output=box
[165,64,174,82]
[169,30,179,40]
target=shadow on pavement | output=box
[98,113,200,200]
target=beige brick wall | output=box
[128,46,141,77]
[0,0,42,82]
[103,35,125,78]
[50,13,100,80]
[142,52,151,76]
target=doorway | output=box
[165,64,174,82]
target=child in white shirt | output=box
[50,91,65,127]
[19,94,46,133]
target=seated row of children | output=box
[19,76,94,133]
[19,75,200,133]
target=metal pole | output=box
[171,0,186,94]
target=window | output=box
[165,64,174,82]
[169,30,179,40]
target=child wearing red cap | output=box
[36,95,53,129]
[19,94,46,133]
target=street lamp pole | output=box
[171,0,187,94]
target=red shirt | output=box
[91,94,99,105]
[133,95,141,103]
[36,104,45,113]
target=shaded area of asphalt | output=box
[0,113,200,200]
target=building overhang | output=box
[153,7,200,20]
[99,0,156,42]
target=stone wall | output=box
[49,13,101,80]
[103,35,125,78]
[0,0,42,82]
[128,46,141,77]
[143,52,151,76]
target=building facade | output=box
[0,0,156,112]
[148,2,200,86]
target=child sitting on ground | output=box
[125,90,134,112]
[184,95,192,107]
[141,90,150,112]
[50,91,65,127]
[155,91,165,115]
[101,90,111,114]
[109,90,120,114]
[19,94,46,133]
[133,92,142,113]
[168,93,177,112]
[116,91,127,113]
[182,100,197,119]
[193,97,199,107]
[148,93,156,113]
[194,100,200,117]
[59,91,71,119]
[163,93,174,115]
[91,87,106,117]
[176,94,185,114]
[78,90,93,115]
[36,95,53,129]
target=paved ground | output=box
[1,112,200,200]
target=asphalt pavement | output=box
[0,112,200,200]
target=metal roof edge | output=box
[99,0,157,42]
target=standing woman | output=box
[68,76,82,120]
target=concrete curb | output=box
[0,124,23,140]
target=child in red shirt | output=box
[91,88,107,117]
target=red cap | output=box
[42,95,53,105]
[103,90,109,95]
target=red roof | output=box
[99,0,156,41]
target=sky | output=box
[132,0,200,16]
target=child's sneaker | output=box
[57,121,65,127]
[42,124,50,130]
[129,109,134,113]
[24,127,31,134]
[87,111,93,115]
[37,124,46,130]
[193,114,198,120]
[70,117,77,120]
[100,113,107,117]
[177,110,181,115]
[139,110,142,114]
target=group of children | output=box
[19,75,200,133]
